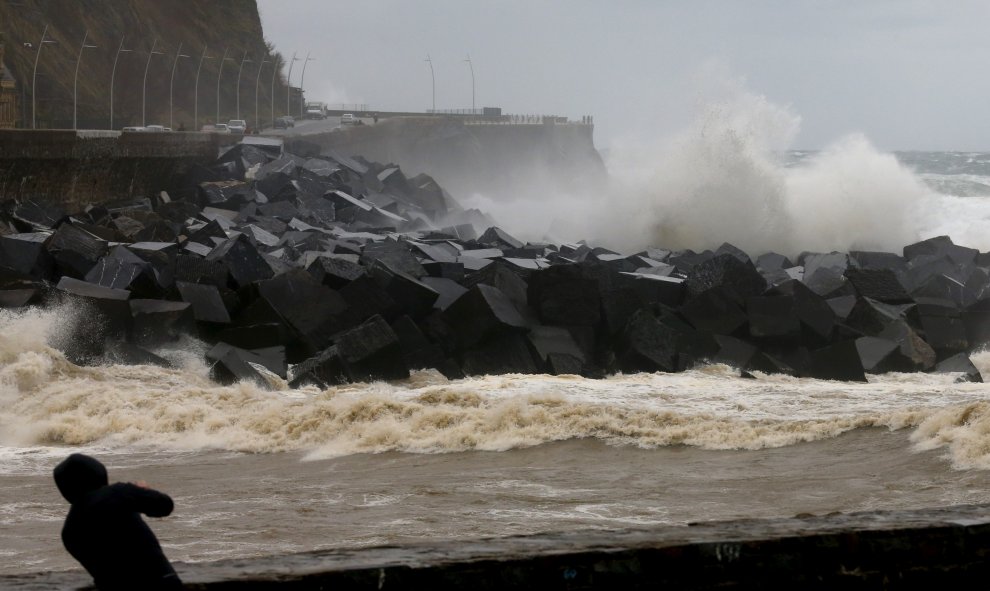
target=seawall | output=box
[0,116,605,213]
[6,504,990,589]
[0,129,232,210]
[288,117,607,199]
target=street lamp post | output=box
[31,24,57,129]
[194,45,213,130]
[110,37,133,130]
[216,47,234,125]
[169,42,190,130]
[255,57,271,131]
[235,50,252,120]
[298,52,314,118]
[142,38,165,126]
[270,54,279,127]
[285,51,299,118]
[464,54,475,113]
[425,54,435,113]
[72,30,97,130]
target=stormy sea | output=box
[5,145,990,576]
[4,312,990,575]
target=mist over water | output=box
[464,75,990,256]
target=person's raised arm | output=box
[117,481,174,518]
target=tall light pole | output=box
[270,53,279,126]
[255,56,271,130]
[425,54,435,113]
[142,38,165,126]
[169,42,190,130]
[72,31,97,130]
[216,47,234,125]
[235,50,252,120]
[285,51,299,118]
[194,45,213,129]
[31,25,57,129]
[298,52,314,118]
[109,37,133,130]
[464,54,475,113]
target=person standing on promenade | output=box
[53,453,183,590]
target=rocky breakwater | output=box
[0,137,986,386]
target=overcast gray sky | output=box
[257,0,990,152]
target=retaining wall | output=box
[0,130,232,210]
[289,117,607,199]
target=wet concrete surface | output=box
[7,503,990,589]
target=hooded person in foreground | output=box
[53,453,183,590]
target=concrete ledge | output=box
[6,504,990,589]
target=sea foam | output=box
[2,307,990,465]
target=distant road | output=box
[262,115,372,138]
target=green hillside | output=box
[0,0,289,130]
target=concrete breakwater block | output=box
[289,315,408,387]
[5,138,990,388]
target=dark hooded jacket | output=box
[53,453,182,591]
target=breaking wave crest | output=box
[3,308,990,465]
[605,84,936,256]
[473,69,990,256]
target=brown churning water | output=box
[2,306,990,575]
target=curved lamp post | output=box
[285,51,299,117]
[255,57,271,131]
[193,45,213,130]
[169,42,190,130]
[298,52,314,118]
[425,54,435,113]
[235,50,252,120]
[72,31,97,130]
[142,38,165,126]
[270,54,280,126]
[110,37,133,130]
[464,54,475,113]
[31,25,57,129]
[216,47,234,125]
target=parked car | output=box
[213,123,231,134]
[227,119,247,134]
[274,116,295,129]
[340,113,356,125]
[122,126,146,132]
[145,125,166,132]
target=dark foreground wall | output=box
[7,504,990,590]
[0,130,231,210]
